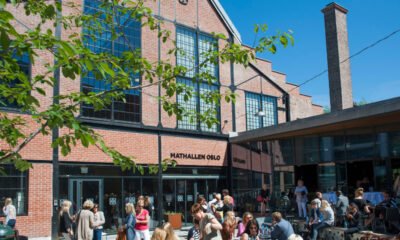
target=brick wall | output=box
[0,164,53,238]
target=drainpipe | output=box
[51,0,62,238]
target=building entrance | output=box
[163,177,220,224]
[68,179,103,214]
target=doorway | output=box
[295,165,318,192]
[162,177,219,224]
[68,179,103,214]
[347,161,373,194]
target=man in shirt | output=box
[270,212,295,240]
[335,190,349,227]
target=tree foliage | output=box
[0,0,293,172]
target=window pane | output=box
[198,34,218,79]
[176,27,196,78]
[245,92,260,130]
[177,78,198,130]
[346,134,377,160]
[0,165,28,215]
[199,83,219,132]
[82,0,141,122]
[261,95,277,127]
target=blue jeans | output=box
[93,229,102,240]
[310,222,330,240]
[7,219,16,229]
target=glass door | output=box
[68,179,103,215]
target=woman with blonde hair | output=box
[162,222,179,240]
[59,200,73,239]
[124,203,136,240]
[237,212,253,237]
[2,198,16,229]
[310,200,334,240]
[76,199,95,240]
[215,196,233,217]
[151,227,167,240]
[221,211,236,240]
[353,188,371,214]
[92,203,105,240]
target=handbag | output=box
[256,195,263,202]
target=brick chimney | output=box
[322,3,353,111]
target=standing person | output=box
[270,212,295,240]
[237,212,253,237]
[240,219,260,240]
[352,188,371,215]
[294,180,308,218]
[124,203,136,240]
[214,196,233,217]
[221,211,236,240]
[335,190,349,227]
[163,222,179,240]
[222,189,234,207]
[59,200,74,240]
[76,200,96,240]
[143,196,153,217]
[92,204,105,240]
[197,196,209,213]
[135,200,150,240]
[187,219,200,240]
[310,200,334,240]
[259,184,269,216]
[212,194,224,221]
[2,198,16,229]
[191,203,222,240]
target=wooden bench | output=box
[319,227,347,240]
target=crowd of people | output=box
[58,197,151,240]
[291,179,400,240]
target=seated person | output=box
[187,219,200,240]
[344,203,362,240]
[307,200,322,229]
[310,200,334,240]
[270,212,295,240]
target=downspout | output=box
[51,0,62,238]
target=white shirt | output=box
[3,205,16,223]
[93,211,105,229]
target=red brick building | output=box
[0,0,322,238]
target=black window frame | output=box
[245,91,278,131]
[175,25,221,133]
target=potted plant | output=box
[164,211,183,229]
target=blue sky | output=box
[219,0,400,107]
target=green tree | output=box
[0,0,293,173]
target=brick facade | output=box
[1,0,322,238]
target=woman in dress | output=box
[2,198,16,229]
[135,200,150,240]
[124,203,136,240]
[237,212,253,237]
[76,200,95,240]
[259,184,269,216]
[240,219,260,240]
[59,200,73,240]
[92,203,105,240]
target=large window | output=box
[176,26,220,132]
[0,165,28,215]
[245,92,277,130]
[81,0,141,122]
[0,52,31,109]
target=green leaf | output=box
[0,30,10,50]
[280,35,288,47]
[254,24,259,33]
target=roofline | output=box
[230,96,400,143]
[209,0,242,43]
[312,103,324,107]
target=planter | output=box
[164,213,182,229]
